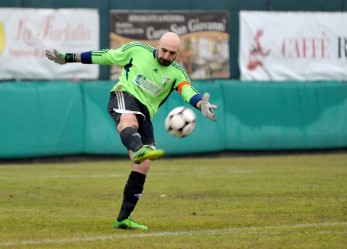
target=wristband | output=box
[65,53,77,63]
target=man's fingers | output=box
[202,93,210,103]
[46,50,55,60]
[53,49,60,56]
[45,49,66,64]
[209,104,218,110]
[208,111,216,121]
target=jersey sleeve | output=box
[81,43,134,66]
[173,65,202,108]
[177,82,203,108]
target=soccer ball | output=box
[164,106,196,138]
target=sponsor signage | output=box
[239,11,347,81]
[0,8,99,80]
[110,11,230,80]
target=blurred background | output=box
[0,0,346,160]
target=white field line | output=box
[41,174,125,179]
[1,222,346,247]
[0,174,125,180]
[0,170,253,180]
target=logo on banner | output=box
[246,29,270,71]
[0,21,5,54]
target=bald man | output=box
[46,32,218,230]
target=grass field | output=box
[0,154,346,249]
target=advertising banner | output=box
[239,11,347,81]
[0,8,99,80]
[110,11,230,80]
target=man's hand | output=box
[199,93,218,122]
[46,49,66,64]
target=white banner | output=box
[239,11,347,81]
[0,8,99,80]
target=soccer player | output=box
[46,32,218,230]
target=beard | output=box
[157,57,172,67]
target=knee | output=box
[117,114,139,132]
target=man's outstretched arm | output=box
[46,49,82,64]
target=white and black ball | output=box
[164,106,196,138]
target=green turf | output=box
[0,154,346,248]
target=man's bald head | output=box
[159,32,181,52]
[156,32,181,66]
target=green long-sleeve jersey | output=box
[81,42,202,120]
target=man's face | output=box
[156,45,178,66]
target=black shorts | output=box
[107,91,155,146]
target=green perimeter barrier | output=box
[0,81,84,159]
[221,81,347,150]
[0,80,346,159]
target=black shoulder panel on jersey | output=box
[91,49,110,57]
[122,42,155,53]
